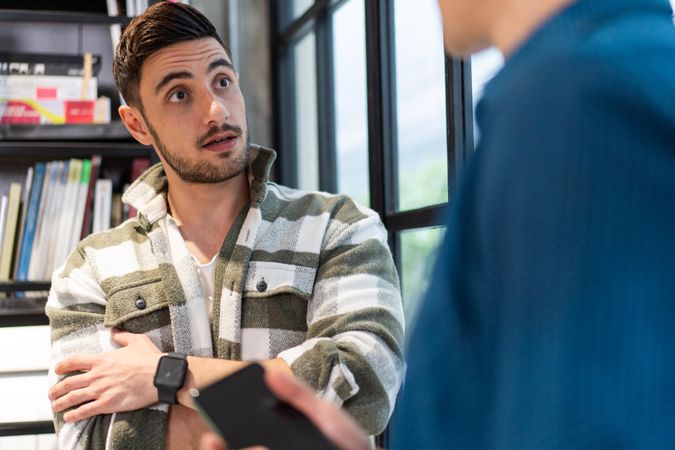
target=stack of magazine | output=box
[0,52,105,125]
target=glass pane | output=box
[294,32,319,191]
[394,0,448,211]
[277,0,315,29]
[471,48,503,145]
[400,226,446,330]
[333,0,369,206]
[293,0,315,18]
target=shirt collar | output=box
[122,144,277,230]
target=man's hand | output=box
[198,367,370,450]
[48,328,162,422]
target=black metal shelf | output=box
[0,282,50,327]
[0,141,151,159]
[0,9,131,25]
[0,122,134,141]
[0,421,54,437]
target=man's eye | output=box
[217,78,230,89]
[169,90,187,102]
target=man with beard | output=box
[45,3,404,449]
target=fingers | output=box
[264,369,370,450]
[54,356,95,375]
[110,328,134,346]
[52,387,99,413]
[63,398,107,423]
[199,432,229,450]
[48,372,92,401]
[264,369,316,417]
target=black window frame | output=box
[271,0,475,445]
[271,0,473,248]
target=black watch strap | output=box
[158,386,178,405]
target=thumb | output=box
[110,328,134,347]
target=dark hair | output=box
[113,1,231,108]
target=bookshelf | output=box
[0,6,154,443]
[0,10,154,327]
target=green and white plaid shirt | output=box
[47,146,404,449]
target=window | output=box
[272,0,474,340]
[470,48,504,144]
[332,0,369,205]
[293,32,320,191]
[394,0,448,211]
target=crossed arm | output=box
[48,328,290,448]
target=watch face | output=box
[155,357,187,389]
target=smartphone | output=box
[192,363,339,450]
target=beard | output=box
[145,116,251,184]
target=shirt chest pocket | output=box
[103,278,170,334]
[244,261,316,299]
[242,261,317,333]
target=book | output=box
[0,52,102,77]
[127,157,150,219]
[0,183,22,280]
[43,161,71,277]
[81,155,102,239]
[93,179,112,234]
[12,166,33,279]
[69,159,92,254]
[16,162,46,281]
[111,193,123,228]
[0,75,98,100]
[29,161,61,281]
[52,159,82,272]
[0,196,8,267]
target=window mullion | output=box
[315,7,337,193]
[444,56,473,196]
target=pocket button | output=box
[135,297,147,310]
[256,279,267,292]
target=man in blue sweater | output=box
[202,0,675,448]
[393,0,675,448]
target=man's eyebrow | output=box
[155,71,193,95]
[208,58,235,73]
[154,59,234,95]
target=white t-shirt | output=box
[165,215,217,319]
[191,252,217,318]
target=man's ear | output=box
[119,105,153,146]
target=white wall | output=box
[0,326,55,450]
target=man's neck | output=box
[489,0,574,57]
[166,170,250,263]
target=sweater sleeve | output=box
[277,203,405,435]
[46,246,168,450]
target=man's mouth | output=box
[202,131,238,150]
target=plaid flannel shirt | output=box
[46,146,404,449]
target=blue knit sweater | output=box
[393,0,675,448]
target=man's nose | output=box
[203,92,230,125]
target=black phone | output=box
[192,363,339,450]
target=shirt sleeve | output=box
[277,201,405,436]
[46,245,169,450]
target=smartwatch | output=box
[153,352,188,405]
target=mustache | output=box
[197,123,243,146]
